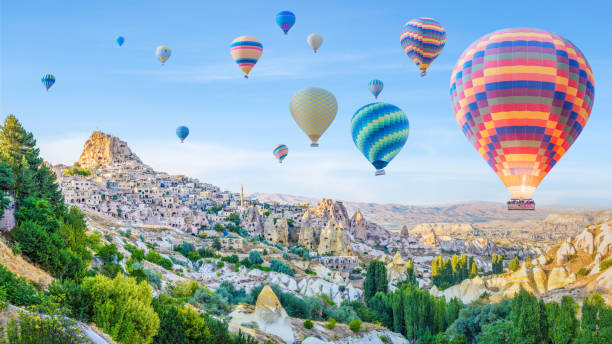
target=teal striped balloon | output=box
[351,102,409,176]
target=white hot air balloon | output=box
[307,33,323,53]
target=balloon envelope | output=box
[116,36,125,46]
[307,34,323,53]
[176,126,189,143]
[41,74,55,91]
[400,18,446,76]
[351,102,409,175]
[368,79,384,99]
[450,28,595,199]
[273,144,289,163]
[289,87,337,147]
[230,36,263,78]
[156,46,172,65]
[276,11,296,34]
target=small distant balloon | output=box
[116,36,125,47]
[176,126,189,143]
[351,102,409,176]
[276,11,296,35]
[41,74,55,91]
[368,80,384,99]
[400,18,446,76]
[230,36,263,78]
[156,46,172,65]
[307,34,323,53]
[273,144,289,163]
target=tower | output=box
[240,184,244,209]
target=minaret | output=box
[240,184,244,209]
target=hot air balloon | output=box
[351,102,409,176]
[176,126,189,143]
[307,34,323,53]
[230,36,263,78]
[116,36,125,47]
[450,28,595,210]
[41,74,55,91]
[368,79,384,99]
[400,18,446,76]
[276,11,296,35]
[156,46,172,65]
[289,87,337,147]
[273,144,289,163]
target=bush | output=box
[125,244,145,261]
[217,261,225,269]
[248,250,263,265]
[326,317,337,329]
[270,259,295,276]
[380,335,390,343]
[48,279,93,322]
[0,264,41,306]
[600,259,612,272]
[349,319,362,332]
[303,319,314,329]
[578,268,590,276]
[187,251,200,262]
[1,304,89,343]
[145,250,173,270]
[96,243,123,264]
[174,242,195,257]
[82,274,160,344]
[198,247,216,258]
[221,254,239,264]
[189,288,231,316]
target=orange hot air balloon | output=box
[450,28,594,209]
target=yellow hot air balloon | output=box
[156,45,172,65]
[289,87,337,147]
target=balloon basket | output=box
[310,143,319,148]
[375,169,386,176]
[244,75,248,79]
[507,199,535,210]
[420,71,426,77]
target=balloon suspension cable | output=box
[314,50,317,54]
[420,71,426,77]
[375,169,386,176]
[310,142,319,148]
[374,95,378,99]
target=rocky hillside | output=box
[77,131,148,170]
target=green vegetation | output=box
[509,256,520,272]
[406,259,417,285]
[145,249,174,270]
[63,165,92,177]
[600,258,612,272]
[326,317,337,329]
[0,264,42,306]
[431,254,477,290]
[303,319,313,329]
[491,253,503,274]
[364,260,388,300]
[349,319,362,332]
[0,162,15,217]
[270,259,295,276]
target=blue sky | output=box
[2,0,611,207]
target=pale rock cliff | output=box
[349,210,367,241]
[298,211,318,250]
[318,221,353,256]
[243,206,264,236]
[386,252,408,284]
[77,131,147,170]
[263,217,289,245]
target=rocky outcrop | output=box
[255,284,288,322]
[386,252,408,284]
[77,131,147,170]
[411,223,478,237]
[555,239,577,265]
[243,207,264,236]
[594,223,612,257]
[298,211,318,250]
[318,221,353,256]
[0,195,15,231]
[263,217,289,245]
[547,266,576,291]
[310,199,349,229]
[400,225,410,238]
[349,210,367,241]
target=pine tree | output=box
[406,259,417,285]
[510,288,546,344]
[364,260,387,300]
[579,291,612,344]
[509,256,520,272]
[492,253,504,274]
[551,296,578,344]
[446,297,462,326]
[469,259,478,278]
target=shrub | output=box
[1,304,89,343]
[221,254,239,264]
[248,250,263,265]
[326,317,337,329]
[174,242,195,256]
[270,259,295,276]
[217,261,225,269]
[0,264,42,306]
[48,279,93,322]
[578,268,590,276]
[96,243,123,264]
[82,274,160,344]
[305,269,316,276]
[303,319,314,329]
[187,251,200,262]
[600,259,612,272]
[198,247,216,258]
[189,288,231,316]
[125,244,145,261]
[380,335,390,343]
[101,263,123,278]
[349,319,362,332]
[145,250,173,270]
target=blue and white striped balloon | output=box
[41,74,55,91]
[368,79,384,99]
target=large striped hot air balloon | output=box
[368,79,384,99]
[230,36,263,78]
[273,144,289,163]
[450,28,595,208]
[351,103,409,176]
[290,87,337,147]
[176,126,189,143]
[400,18,446,76]
[276,11,296,35]
[156,46,172,65]
[41,74,55,91]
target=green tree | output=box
[82,274,160,344]
[510,288,546,344]
[551,296,578,344]
[478,320,512,344]
[0,162,15,217]
[248,250,263,265]
[578,291,612,344]
[469,261,478,278]
[406,259,417,285]
[492,254,504,274]
[447,297,462,326]
[213,237,221,250]
[525,256,533,269]
[151,297,189,344]
[364,260,388,300]
[509,257,520,272]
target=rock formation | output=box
[310,199,349,229]
[547,266,576,291]
[386,252,408,284]
[400,225,410,238]
[317,221,353,256]
[77,131,146,170]
[255,284,288,322]
[298,211,318,250]
[243,206,263,236]
[349,210,367,241]
[411,222,478,237]
[0,195,15,231]
[263,217,289,245]
[555,239,577,265]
